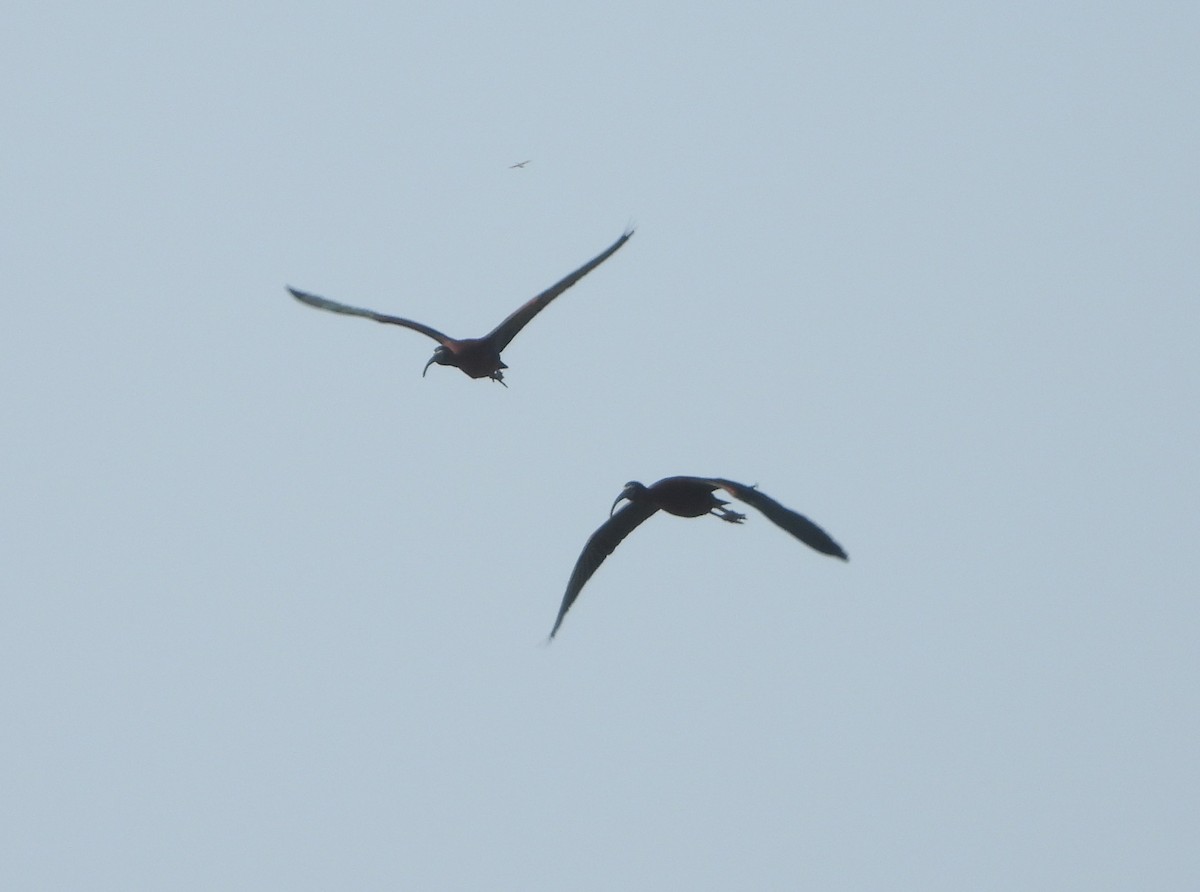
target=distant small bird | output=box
[509,160,532,169]
[288,228,632,385]
[549,476,848,638]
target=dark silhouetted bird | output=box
[549,476,847,638]
[509,160,532,169]
[288,228,632,385]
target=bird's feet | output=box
[490,371,508,388]
[714,507,746,524]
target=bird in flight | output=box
[549,476,848,638]
[288,228,632,386]
[509,160,532,169]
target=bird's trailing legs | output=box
[711,501,746,524]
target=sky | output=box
[3,2,1198,889]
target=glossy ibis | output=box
[509,160,532,169]
[288,228,632,385]
[549,476,848,638]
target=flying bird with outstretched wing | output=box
[288,228,632,385]
[549,476,847,638]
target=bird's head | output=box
[423,346,451,377]
[610,481,648,515]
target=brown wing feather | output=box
[549,499,658,639]
[704,478,848,560]
[486,228,633,352]
[288,287,454,346]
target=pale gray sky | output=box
[3,2,1198,889]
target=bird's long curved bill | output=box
[609,494,627,516]
[422,356,436,377]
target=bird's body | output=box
[509,160,531,168]
[426,337,506,380]
[628,476,735,517]
[549,476,847,638]
[289,228,632,385]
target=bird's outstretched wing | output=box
[549,499,658,639]
[288,287,454,346]
[703,478,848,560]
[487,228,634,352]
